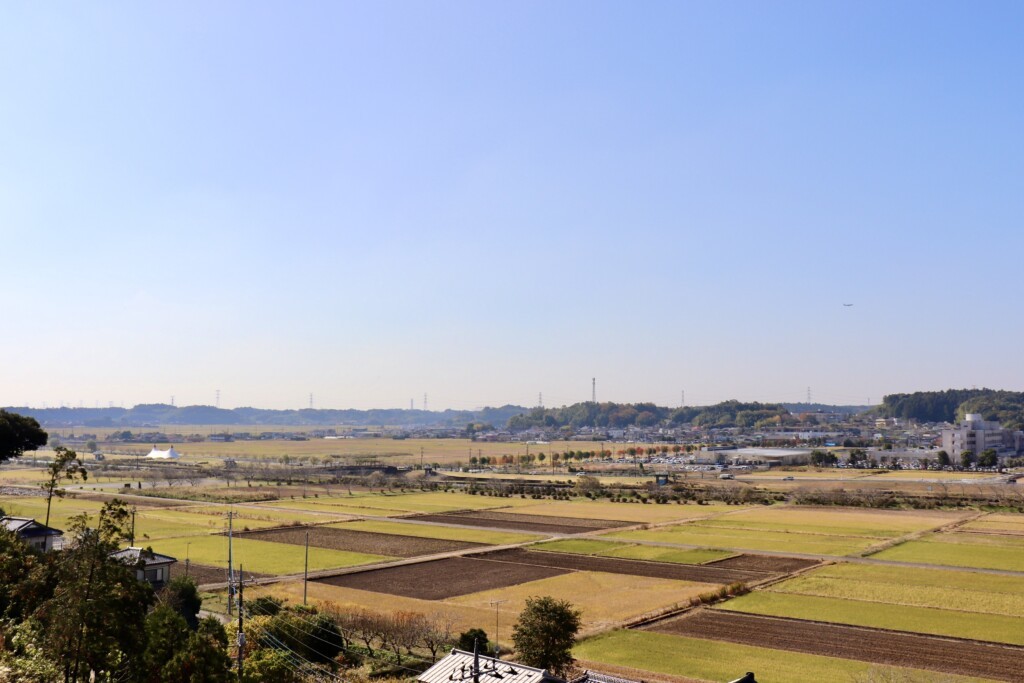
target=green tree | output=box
[960,450,976,468]
[161,575,203,630]
[41,446,88,528]
[810,450,838,466]
[978,448,999,468]
[936,450,951,468]
[510,596,581,676]
[161,630,233,683]
[143,605,191,681]
[457,628,489,652]
[242,648,302,683]
[264,608,344,665]
[0,525,37,620]
[0,410,48,463]
[247,595,284,617]
[37,500,153,683]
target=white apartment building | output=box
[940,414,1018,460]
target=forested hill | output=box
[880,389,1024,429]
[1,404,527,429]
[507,400,789,430]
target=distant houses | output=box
[110,547,177,587]
[1,516,63,552]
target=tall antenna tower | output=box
[807,386,812,403]
[681,390,685,408]
[410,398,414,411]
[592,378,596,403]
[171,395,175,407]
[215,389,221,408]
[538,392,543,408]
[423,393,428,412]
[309,393,314,410]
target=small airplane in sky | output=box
[843,303,854,307]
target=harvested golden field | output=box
[703,505,965,538]
[101,437,613,466]
[448,571,718,633]
[960,513,1024,535]
[510,499,738,523]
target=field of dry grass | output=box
[93,436,615,466]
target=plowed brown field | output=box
[704,554,819,574]
[407,510,628,534]
[480,548,766,584]
[233,525,485,557]
[171,562,268,585]
[650,610,1024,682]
[315,556,569,599]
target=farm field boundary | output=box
[315,556,569,599]
[407,510,630,534]
[478,548,770,584]
[574,630,989,683]
[231,525,487,557]
[648,609,1024,682]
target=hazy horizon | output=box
[3,3,1022,411]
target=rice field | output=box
[701,506,964,538]
[0,495,108,529]
[713,562,1024,646]
[959,513,1024,534]
[510,499,737,523]
[101,436,616,466]
[447,571,718,633]
[532,539,733,565]
[151,534,389,575]
[278,490,532,513]
[718,591,1024,646]
[870,532,1024,572]
[602,505,970,557]
[606,523,877,556]
[574,630,990,683]
[329,519,542,545]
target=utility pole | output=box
[130,506,136,546]
[227,510,234,616]
[303,531,310,605]
[592,378,596,403]
[421,446,424,470]
[488,599,507,656]
[236,565,245,680]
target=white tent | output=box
[145,446,181,459]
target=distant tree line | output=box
[880,389,1024,429]
[507,400,789,431]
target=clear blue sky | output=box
[2,2,1022,410]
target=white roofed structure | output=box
[145,446,181,459]
[418,650,560,683]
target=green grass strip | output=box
[719,592,1024,646]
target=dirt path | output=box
[649,610,1024,682]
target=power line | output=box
[245,600,435,674]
